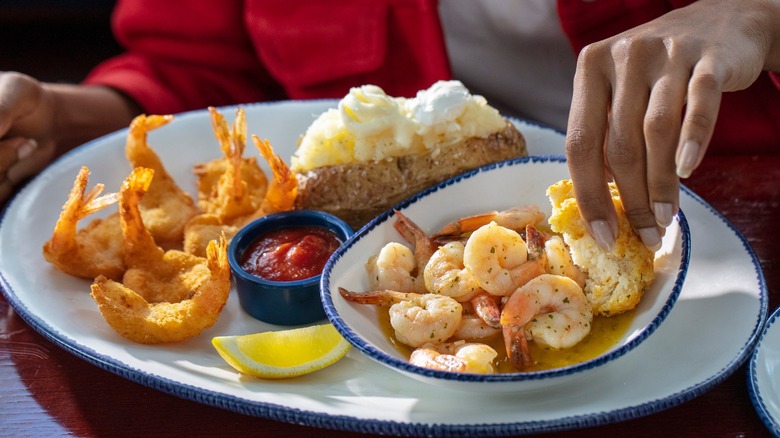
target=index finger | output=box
[565,50,618,251]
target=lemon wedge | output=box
[212,324,350,378]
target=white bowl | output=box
[321,156,690,392]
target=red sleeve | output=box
[82,0,285,115]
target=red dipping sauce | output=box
[240,226,342,282]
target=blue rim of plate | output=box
[321,155,691,384]
[748,306,780,436]
[0,100,767,437]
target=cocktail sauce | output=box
[240,226,341,282]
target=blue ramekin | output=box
[228,210,353,326]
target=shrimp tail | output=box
[503,324,534,370]
[253,135,297,214]
[432,211,499,240]
[338,287,420,306]
[525,224,546,261]
[393,210,437,271]
[470,292,502,329]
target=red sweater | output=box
[84,0,780,154]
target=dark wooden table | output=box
[1,152,777,437]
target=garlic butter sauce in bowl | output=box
[321,156,690,392]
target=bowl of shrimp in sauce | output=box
[320,156,690,392]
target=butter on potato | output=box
[291,81,527,229]
[547,179,655,316]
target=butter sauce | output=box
[378,307,634,373]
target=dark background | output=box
[1,1,120,83]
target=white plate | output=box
[0,100,767,436]
[322,157,689,392]
[749,306,780,435]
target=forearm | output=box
[44,83,141,153]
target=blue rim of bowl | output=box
[747,306,780,435]
[321,154,692,384]
[229,209,353,287]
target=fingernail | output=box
[590,220,615,252]
[17,139,37,160]
[653,202,674,228]
[676,140,699,178]
[637,227,662,252]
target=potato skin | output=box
[294,121,527,229]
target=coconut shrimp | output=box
[125,114,198,249]
[462,221,546,297]
[193,107,267,221]
[89,237,231,344]
[410,341,498,374]
[117,167,215,304]
[42,166,124,280]
[366,242,426,293]
[432,205,546,242]
[338,288,462,348]
[500,274,593,370]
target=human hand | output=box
[0,72,57,203]
[564,0,780,251]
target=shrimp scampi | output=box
[410,341,498,374]
[500,274,593,370]
[339,288,462,348]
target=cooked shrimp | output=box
[194,107,267,221]
[500,274,593,370]
[42,166,124,280]
[89,237,231,344]
[543,235,586,288]
[182,214,240,258]
[117,167,215,304]
[248,135,297,218]
[451,313,501,341]
[366,242,426,293]
[469,291,502,329]
[125,114,198,249]
[432,205,546,241]
[423,241,482,301]
[393,210,437,271]
[338,288,462,348]
[410,341,497,374]
[462,221,545,296]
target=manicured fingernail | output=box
[637,227,662,252]
[653,202,674,228]
[590,220,615,252]
[676,140,699,178]
[17,139,37,160]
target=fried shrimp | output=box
[339,288,462,348]
[500,274,593,370]
[366,242,426,293]
[90,237,231,344]
[432,205,546,242]
[462,221,545,296]
[410,341,497,373]
[42,166,124,280]
[250,135,298,217]
[193,107,267,220]
[125,114,198,249]
[117,167,214,304]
